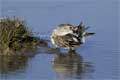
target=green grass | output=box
[0,17,42,54]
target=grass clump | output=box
[0,17,41,54]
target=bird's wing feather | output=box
[61,33,81,46]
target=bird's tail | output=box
[84,32,95,37]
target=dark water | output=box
[0,0,119,80]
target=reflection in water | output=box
[52,50,94,79]
[0,39,48,78]
[0,53,35,78]
[0,45,94,79]
[0,55,27,74]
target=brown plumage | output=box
[51,22,95,50]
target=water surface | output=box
[0,0,119,80]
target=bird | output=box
[51,22,95,50]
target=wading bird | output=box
[51,22,95,50]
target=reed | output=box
[0,17,40,53]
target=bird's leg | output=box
[69,48,76,53]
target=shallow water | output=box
[0,0,119,80]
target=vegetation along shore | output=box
[0,17,47,55]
